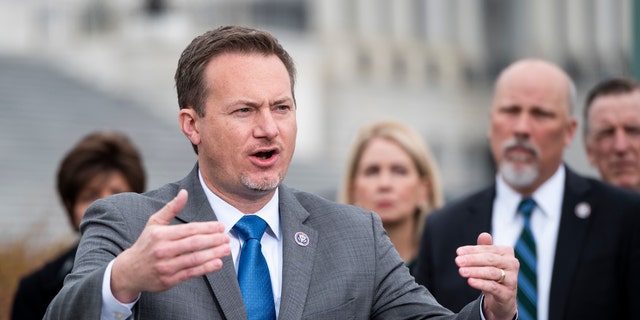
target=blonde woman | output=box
[339,120,444,273]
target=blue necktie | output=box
[514,198,537,320]
[233,215,276,320]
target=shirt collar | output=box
[198,170,281,240]
[495,164,565,219]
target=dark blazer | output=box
[414,166,640,320]
[44,164,486,320]
[11,246,77,320]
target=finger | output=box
[156,242,231,276]
[153,232,230,259]
[457,243,513,257]
[466,276,510,296]
[155,221,226,242]
[456,249,514,269]
[459,266,507,283]
[477,232,493,246]
[166,258,226,287]
[148,189,188,226]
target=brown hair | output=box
[175,25,296,116]
[56,131,146,229]
[174,26,297,154]
[583,77,640,137]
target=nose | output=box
[613,128,629,152]
[376,170,393,190]
[254,109,279,139]
[513,113,531,138]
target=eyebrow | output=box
[232,97,293,107]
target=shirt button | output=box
[115,312,125,319]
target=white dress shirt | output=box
[491,165,565,320]
[100,170,283,319]
[200,172,283,317]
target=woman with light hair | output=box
[339,120,444,274]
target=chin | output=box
[241,174,282,192]
[500,161,539,188]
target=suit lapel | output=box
[467,187,495,238]
[548,167,592,320]
[276,186,317,319]
[175,164,247,320]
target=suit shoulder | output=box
[100,181,180,207]
[286,186,376,223]
[589,177,640,199]
[428,187,493,221]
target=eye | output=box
[273,104,292,114]
[595,128,615,141]
[499,106,520,114]
[77,190,99,204]
[232,107,255,118]
[625,125,640,136]
[391,165,409,175]
[530,108,555,118]
[363,165,380,176]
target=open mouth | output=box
[254,150,276,160]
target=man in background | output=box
[583,77,640,192]
[414,59,640,320]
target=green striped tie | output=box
[514,198,537,320]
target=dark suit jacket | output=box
[414,166,640,320]
[11,246,77,320]
[44,164,486,320]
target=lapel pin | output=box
[574,202,591,219]
[294,232,309,247]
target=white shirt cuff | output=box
[101,259,139,320]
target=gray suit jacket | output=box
[45,164,484,319]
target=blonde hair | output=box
[339,120,444,239]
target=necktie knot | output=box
[518,198,536,220]
[233,215,267,241]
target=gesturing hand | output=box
[456,232,518,320]
[110,189,231,303]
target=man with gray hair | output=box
[583,77,640,192]
[414,59,640,320]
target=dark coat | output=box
[414,166,640,320]
[12,245,77,320]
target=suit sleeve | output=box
[367,212,483,320]
[44,198,137,319]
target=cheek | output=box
[351,179,373,205]
[73,202,90,227]
[488,129,506,155]
[593,142,610,157]
[396,180,421,203]
[540,128,570,152]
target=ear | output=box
[179,108,201,146]
[564,117,578,146]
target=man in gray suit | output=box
[45,26,519,320]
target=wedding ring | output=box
[497,269,506,284]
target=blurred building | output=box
[0,0,632,243]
